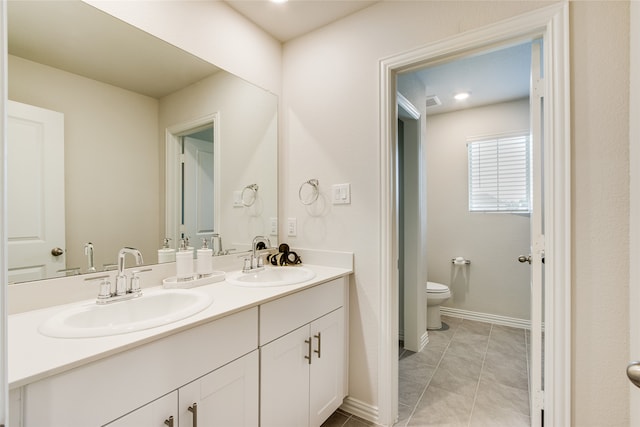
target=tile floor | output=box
[322,315,531,427]
[397,316,531,427]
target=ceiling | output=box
[224,0,378,42]
[224,1,531,114]
[401,42,532,115]
[8,1,220,99]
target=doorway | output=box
[377,4,570,426]
[396,41,536,425]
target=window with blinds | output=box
[467,133,531,213]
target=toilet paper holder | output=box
[451,257,471,265]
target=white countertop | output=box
[9,264,351,389]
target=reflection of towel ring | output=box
[242,184,259,207]
[299,179,319,205]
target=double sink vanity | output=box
[7,249,352,427]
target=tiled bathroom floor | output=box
[396,316,531,427]
[321,316,531,427]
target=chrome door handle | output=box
[628,362,640,388]
[518,255,532,264]
[51,247,64,257]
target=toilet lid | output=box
[427,281,449,293]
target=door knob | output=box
[627,362,640,388]
[518,255,532,264]
[51,247,64,257]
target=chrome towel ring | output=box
[299,179,319,205]
[242,183,259,207]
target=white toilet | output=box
[426,281,451,330]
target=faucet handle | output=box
[130,268,152,295]
[84,275,112,301]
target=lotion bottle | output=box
[175,238,194,281]
[158,238,176,263]
[197,238,213,278]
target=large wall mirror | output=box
[7,0,278,283]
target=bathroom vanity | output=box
[7,257,352,427]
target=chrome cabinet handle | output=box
[164,416,174,427]
[314,332,322,358]
[628,362,640,388]
[188,403,198,427]
[304,338,312,364]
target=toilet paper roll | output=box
[454,256,466,265]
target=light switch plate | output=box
[287,218,297,236]
[332,183,351,205]
[270,218,278,235]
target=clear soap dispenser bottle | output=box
[158,237,176,263]
[197,238,213,278]
[175,238,194,281]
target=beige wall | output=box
[571,2,630,425]
[283,1,631,424]
[426,99,531,321]
[159,71,278,250]
[8,55,160,271]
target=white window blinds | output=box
[468,133,531,213]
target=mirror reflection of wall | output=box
[7,1,278,283]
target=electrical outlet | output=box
[287,218,297,237]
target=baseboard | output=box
[440,306,531,329]
[340,396,380,425]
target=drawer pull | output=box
[314,332,322,358]
[304,338,312,364]
[164,416,174,427]
[188,403,198,427]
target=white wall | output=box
[283,1,631,424]
[8,55,160,271]
[426,99,531,321]
[282,0,556,415]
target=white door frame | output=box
[0,0,8,423]
[377,3,571,426]
[629,1,640,424]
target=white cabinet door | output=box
[261,308,346,427]
[104,391,177,427]
[260,324,311,427]
[309,308,344,427]
[179,350,259,427]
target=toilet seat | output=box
[426,281,449,293]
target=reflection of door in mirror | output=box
[8,101,65,282]
[182,127,217,249]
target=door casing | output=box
[376,3,571,426]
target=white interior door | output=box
[183,135,215,247]
[529,39,545,426]
[7,100,65,282]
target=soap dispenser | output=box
[175,238,194,281]
[158,238,176,263]
[197,238,213,278]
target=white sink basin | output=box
[39,289,213,338]
[226,266,316,287]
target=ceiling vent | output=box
[425,95,441,108]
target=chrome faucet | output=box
[84,242,96,273]
[114,247,144,297]
[242,236,276,273]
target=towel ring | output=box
[299,179,319,205]
[242,184,259,207]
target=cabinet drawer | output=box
[260,278,345,346]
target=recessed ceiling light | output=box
[271,0,288,3]
[454,92,470,101]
